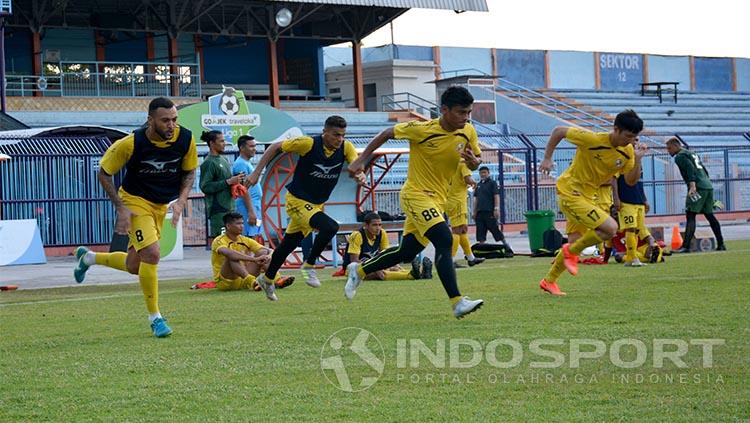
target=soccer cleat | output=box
[332,268,346,277]
[409,257,421,279]
[420,257,433,279]
[452,297,484,319]
[673,247,691,254]
[581,257,606,265]
[716,243,727,251]
[301,266,321,288]
[275,275,295,289]
[624,258,646,267]
[466,256,486,267]
[255,274,278,301]
[150,317,173,338]
[561,243,579,276]
[73,246,91,283]
[454,262,467,269]
[539,279,566,296]
[344,262,363,300]
[252,281,262,292]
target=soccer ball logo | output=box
[219,86,239,115]
[320,327,385,392]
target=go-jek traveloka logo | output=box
[202,86,260,144]
[320,327,385,392]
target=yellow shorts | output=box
[215,274,255,291]
[401,191,446,246]
[445,196,468,227]
[121,189,167,251]
[618,202,649,235]
[285,192,324,237]
[559,194,609,235]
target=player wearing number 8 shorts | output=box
[72,97,199,337]
[538,110,648,296]
[345,86,485,319]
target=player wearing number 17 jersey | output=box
[345,86,485,319]
[538,109,648,296]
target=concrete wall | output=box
[201,37,268,85]
[598,52,643,90]
[4,29,32,74]
[548,51,595,89]
[497,49,545,88]
[694,57,733,91]
[43,29,96,62]
[736,58,750,92]
[325,60,435,110]
[438,47,492,77]
[647,55,690,88]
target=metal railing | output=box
[5,60,201,98]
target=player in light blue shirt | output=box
[232,135,263,237]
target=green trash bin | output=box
[524,210,556,252]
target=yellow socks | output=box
[450,295,462,307]
[138,262,159,314]
[459,234,473,259]
[95,252,128,272]
[384,270,412,280]
[451,235,460,257]
[569,230,604,255]
[625,231,638,262]
[544,250,566,282]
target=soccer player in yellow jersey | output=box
[73,97,198,337]
[211,212,295,291]
[345,86,484,319]
[447,163,485,267]
[538,109,648,296]
[592,178,618,263]
[246,115,365,300]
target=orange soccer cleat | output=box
[540,279,567,296]
[561,243,579,276]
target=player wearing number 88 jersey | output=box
[346,86,485,319]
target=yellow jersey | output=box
[447,163,472,202]
[100,126,199,176]
[393,119,481,205]
[210,233,265,279]
[347,228,390,255]
[281,136,358,162]
[556,128,635,200]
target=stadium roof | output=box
[6,0,488,42]
[277,0,489,11]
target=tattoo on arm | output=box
[179,170,196,201]
[98,170,124,208]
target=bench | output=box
[640,81,679,104]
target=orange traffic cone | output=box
[670,225,683,251]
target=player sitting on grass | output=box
[211,213,294,291]
[333,212,433,281]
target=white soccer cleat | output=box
[301,266,321,288]
[255,274,278,301]
[344,262,363,300]
[453,296,484,319]
[624,258,647,267]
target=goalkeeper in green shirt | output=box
[666,137,725,252]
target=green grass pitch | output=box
[1,241,748,421]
